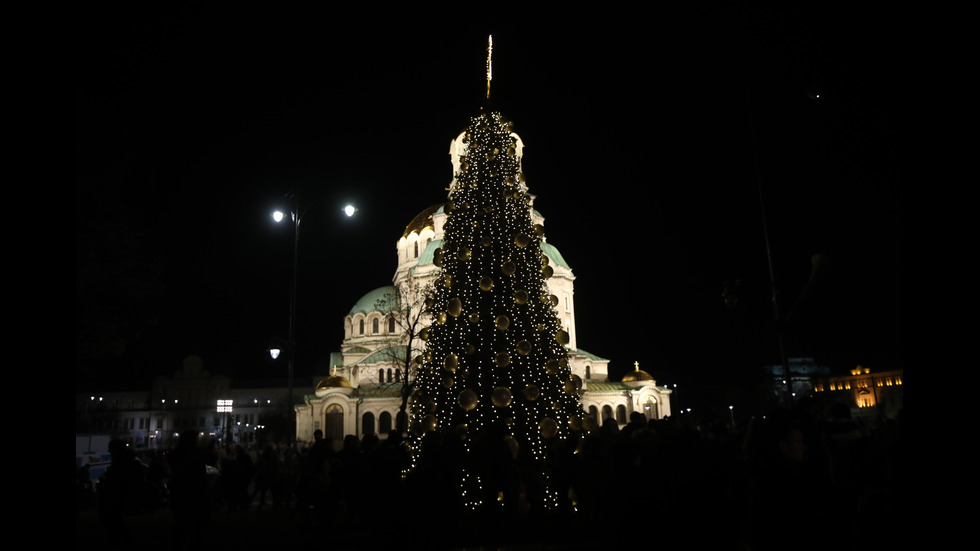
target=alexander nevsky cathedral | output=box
[293,121,672,448]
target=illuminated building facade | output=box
[813,365,904,420]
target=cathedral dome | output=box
[622,364,655,383]
[317,374,353,389]
[348,286,400,316]
[403,203,444,238]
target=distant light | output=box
[272,210,285,223]
[344,205,357,217]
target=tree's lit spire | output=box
[486,35,493,101]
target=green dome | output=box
[348,286,400,316]
[540,242,572,271]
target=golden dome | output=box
[622,362,654,382]
[317,374,352,389]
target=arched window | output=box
[585,365,591,380]
[362,412,375,435]
[414,241,419,258]
[386,368,393,382]
[601,405,613,420]
[372,319,379,333]
[379,412,392,435]
[388,316,396,333]
[359,319,365,335]
[588,406,599,420]
[379,369,385,383]
[394,369,401,383]
[616,405,628,424]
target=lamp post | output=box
[271,192,354,443]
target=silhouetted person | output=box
[250,444,281,510]
[742,414,832,551]
[219,444,253,511]
[168,430,210,551]
[621,411,647,437]
[297,430,333,524]
[97,439,145,548]
[77,464,94,516]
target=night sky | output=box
[76,6,902,410]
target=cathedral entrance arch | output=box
[643,396,659,420]
[325,404,344,445]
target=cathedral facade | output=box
[295,127,671,447]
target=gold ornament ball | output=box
[523,384,540,401]
[491,386,513,407]
[468,312,480,324]
[539,417,558,439]
[495,352,511,367]
[516,340,532,355]
[504,434,519,459]
[479,276,494,291]
[443,353,458,372]
[435,311,447,325]
[514,233,531,248]
[556,329,570,345]
[501,261,517,276]
[495,315,510,331]
[442,376,454,389]
[458,389,478,411]
[422,414,439,433]
[447,298,462,317]
[545,359,560,374]
[514,290,529,304]
[542,266,554,279]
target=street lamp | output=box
[270,192,350,442]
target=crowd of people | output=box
[76,400,904,550]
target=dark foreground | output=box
[75,506,610,551]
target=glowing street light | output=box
[270,191,345,442]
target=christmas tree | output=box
[408,107,585,514]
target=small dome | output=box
[317,375,352,390]
[623,363,654,382]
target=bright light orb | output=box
[344,205,357,217]
[272,211,285,223]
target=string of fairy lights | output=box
[408,110,585,511]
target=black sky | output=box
[76,6,902,408]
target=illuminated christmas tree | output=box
[408,89,586,512]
